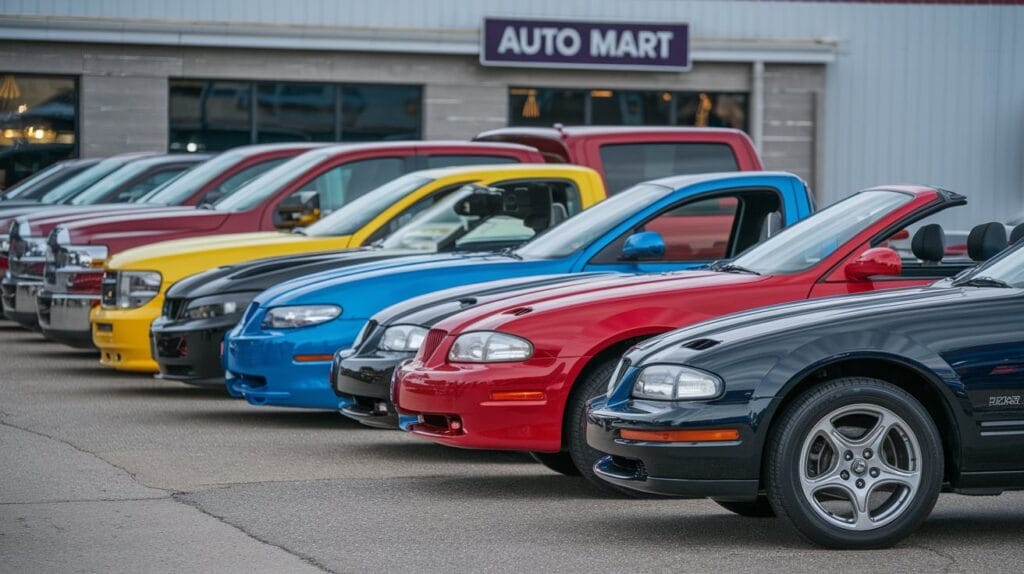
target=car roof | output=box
[411,163,598,180]
[477,125,748,140]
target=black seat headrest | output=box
[967,222,1007,262]
[1011,223,1024,244]
[911,224,945,263]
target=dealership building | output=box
[0,0,1021,222]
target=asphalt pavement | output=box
[2,322,1023,573]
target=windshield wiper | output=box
[954,275,1013,289]
[717,263,761,275]
[290,227,308,235]
[197,202,216,210]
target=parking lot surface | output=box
[2,323,1023,573]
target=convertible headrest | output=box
[967,222,1007,262]
[1011,223,1024,244]
[911,224,945,263]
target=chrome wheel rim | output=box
[798,403,922,531]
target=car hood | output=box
[8,204,177,238]
[61,208,230,251]
[630,282,1004,365]
[434,269,767,336]
[165,247,425,301]
[244,252,571,324]
[367,272,625,330]
[107,231,353,271]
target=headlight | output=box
[182,293,254,320]
[261,304,341,329]
[632,365,722,400]
[116,271,162,309]
[0,234,9,253]
[448,331,533,363]
[18,237,48,259]
[379,324,428,352]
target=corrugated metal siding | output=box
[1,0,1022,223]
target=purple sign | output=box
[480,18,690,72]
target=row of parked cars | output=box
[2,125,1022,549]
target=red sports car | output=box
[393,185,1009,491]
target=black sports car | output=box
[588,230,1024,549]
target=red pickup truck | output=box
[9,128,762,342]
[5,141,546,330]
[0,143,323,326]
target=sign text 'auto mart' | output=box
[480,18,690,72]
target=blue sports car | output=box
[222,172,815,409]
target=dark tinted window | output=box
[0,74,78,188]
[169,80,251,152]
[591,90,672,125]
[206,158,288,203]
[340,85,422,141]
[256,83,335,143]
[424,155,520,169]
[117,167,190,203]
[508,88,585,126]
[599,143,739,193]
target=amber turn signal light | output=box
[292,354,334,363]
[619,428,740,442]
[489,390,546,401]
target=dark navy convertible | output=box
[589,225,1024,548]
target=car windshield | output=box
[2,162,67,200]
[380,184,538,251]
[304,174,434,237]
[67,159,168,205]
[139,150,247,205]
[515,183,668,259]
[956,241,1024,288]
[37,156,131,204]
[212,148,334,212]
[730,190,916,275]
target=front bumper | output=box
[1,275,43,328]
[393,358,573,452]
[334,352,411,429]
[222,319,363,409]
[37,289,97,348]
[91,305,161,373]
[151,315,237,386]
[585,395,766,500]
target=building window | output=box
[509,87,748,132]
[0,74,78,188]
[169,80,422,152]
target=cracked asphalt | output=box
[2,322,1024,573]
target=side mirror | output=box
[275,192,321,229]
[621,231,665,261]
[845,247,902,281]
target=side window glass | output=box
[644,197,738,261]
[424,155,520,168]
[591,196,740,263]
[364,183,465,244]
[286,157,406,217]
[117,168,188,202]
[207,158,288,203]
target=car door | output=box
[938,295,1024,474]
[582,187,783,273]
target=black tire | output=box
[766,377,943,549]
[714,497,776,517]
[529,451,582,476]
[566,358,637,496]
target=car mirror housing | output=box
[275,191,321,230]
[845,246,902,281]
[621,230,665,261]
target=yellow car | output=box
[89,164,607,372]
